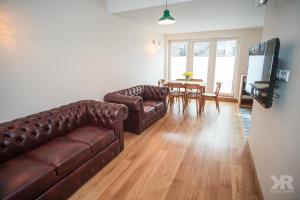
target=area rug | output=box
[239,108,252,139]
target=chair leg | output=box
[202,97,206,112]
[198,98,202,114]
[182,96,185,113]
[178,97,180,112]
[168,96,174,109]
[216,97,220,113]
[195,99,199,114]
[185,96,189,112]
[199,97,203,114]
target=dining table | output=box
[164,80,207,113]
[167,80,207,87]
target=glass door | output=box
[214,39,238,95]
[169,41,188,81]
[191,41,211,82]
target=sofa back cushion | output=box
[0,102,88,163]
[118,85,144,97]
[143,85,168,101]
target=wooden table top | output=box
[167,81,207,87]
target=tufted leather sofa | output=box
[0,100,128,200]
[104,85,168,134]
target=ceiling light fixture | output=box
[256,0,268,7]
[158,0,176,25]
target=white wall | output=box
[248,0,300,200]
[165,28,263,98]
[0,0,164,123]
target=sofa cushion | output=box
[143,106,155,118]
[65,125,116,153]
[143,100,164,111]
[0,156,57,200]
[27,137,91,176]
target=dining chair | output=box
[202,82,222,113]
[174,78,187,93]
[158,79,165,87]
[184,84,204,114]
[167,82,185,111]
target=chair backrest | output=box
[158,79,165,87]
[167,82,184,91]
[215,82,222,96]
[190,79,203,82]
[185,83,201,90]
[185,84,204,97]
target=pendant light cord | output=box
[166,0,168,10]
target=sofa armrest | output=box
[104,94,143,111]
[87,101,128,128]
[86,101,128,150]
[143,85,169,101]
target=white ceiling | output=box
[107,0,193,13]
[107,0,266,34]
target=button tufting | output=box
[31,131,38,137]
[16,137,23,144]
[0,143,6,150]
[20,128,27,132]
[43,126,50,133]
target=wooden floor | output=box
[70,101,260,200]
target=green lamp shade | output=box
[158,9,176,25]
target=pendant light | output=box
[158,0,176,25]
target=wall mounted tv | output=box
[245,38,280,108]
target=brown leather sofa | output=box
[104,85,168,134]
[0,100,128,200]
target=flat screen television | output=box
[245,38,280,108]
